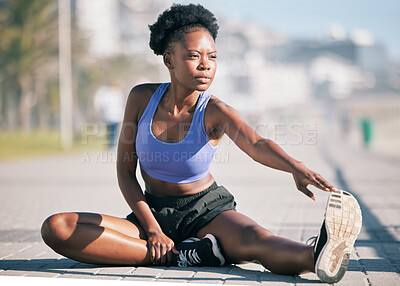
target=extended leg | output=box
[196,210,314,275]
[41,212,150,265]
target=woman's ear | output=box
[163,53,174,70]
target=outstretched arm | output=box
[213,100,336,200]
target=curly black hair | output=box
[149,4,219,55]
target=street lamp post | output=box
[58,0,73,150]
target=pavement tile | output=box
[121,266,166,281]
[347,259,362,271]
[388,257,400,264]
[259,271,296,285]
[224,279,261,285]
[0,270,29,277]
[0,260,24,270]
[22,270,60,278]
[0,243,25,259]
[42,258,80,269]
[157,269,196,283]
[236,262,265,272]
[335,271,368,286]
[96,266,136,276]
[363,263,397,273]
[276,228,302,242]
[0,260,44,272]
[222,266,261,284]
[381,243,400,254]
[355,246,385,259]
[295,272,329,285]
[191,270,225,284]
[365,272,400,286]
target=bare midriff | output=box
[140,168,216,197]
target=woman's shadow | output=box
[0,258,326,284]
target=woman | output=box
[41,4,362,283]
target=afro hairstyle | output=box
[149,3,219,55]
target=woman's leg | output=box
[41,212,151,265]
[196,210,314,275]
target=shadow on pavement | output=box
[0,257,396,283]
[0,258,308,283]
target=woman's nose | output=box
[199,57,211,70]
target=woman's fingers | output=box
[152,243,174,266]
[312,174,336,192]
[299,184,315,201]
[317,175,336,191]
[154,243,161,265]
[166,248,173,266]
[150,244,156,264]
[303,172,337,193]
[310,175,327,191]
[160,244,168,265]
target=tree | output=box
[0,0,58,132]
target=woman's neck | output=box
[164,82,201,115]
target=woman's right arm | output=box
[116,85,175,265]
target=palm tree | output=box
[0,0,58,131]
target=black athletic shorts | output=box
[125,182,236,243]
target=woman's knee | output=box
[41,213,77,247]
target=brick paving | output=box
[0,122,399,285]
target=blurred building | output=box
[75,0,121,56]
[75,0,172,60]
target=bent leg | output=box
[41,212,151,265]
[196,210,314,275]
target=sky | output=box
[180,0,400,61]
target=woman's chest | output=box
[151,109,196,143]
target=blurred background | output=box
[0,0,399,160]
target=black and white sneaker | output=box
[309,190,362,283]
[173,234,225,267]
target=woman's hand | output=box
[146,229,177,266]
[291,162,336,200]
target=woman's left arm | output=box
[213,100,336,200]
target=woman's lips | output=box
[195,76,212,83]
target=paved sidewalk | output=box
[0,126,399,285]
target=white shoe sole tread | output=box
[316,190,362,283]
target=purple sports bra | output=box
[135,83,218,184]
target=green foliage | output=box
[0,0,58,79]
[0,0,59,131]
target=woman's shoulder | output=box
[128,83,162,101]
[206,94,233,115]
[125,83,164,122]
[205,94,243,125]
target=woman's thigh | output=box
[44,212,147,240]
[196,210,273,263]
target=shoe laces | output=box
[178,249,202,267]
[306,235,317,246]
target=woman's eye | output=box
[210,55,217,59]
[189,54,199,58]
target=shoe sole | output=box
[315,190,362,283]
[204,234,225,266]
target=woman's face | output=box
[165,28,217,91]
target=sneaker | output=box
[173,234,225,267]
[310,189,362,283]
